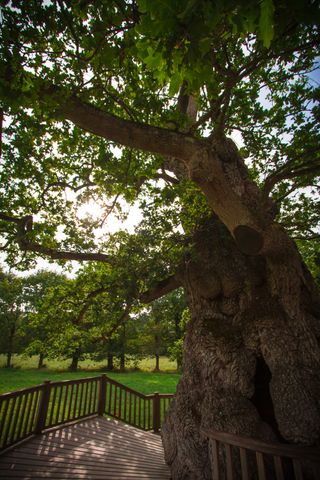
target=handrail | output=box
[0,384,43,399]
[49,375,102,387]
[102,376,174,431]
[103,375,148,399]
[0,374,174,453]
[203,428,320,480]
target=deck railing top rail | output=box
[102,374,151,399]
[0,384,43,400]
[48,375,103,387]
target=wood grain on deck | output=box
[0,416,171,479]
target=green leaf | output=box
[169,71,183,96]
[259,0,275,48]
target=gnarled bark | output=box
[162,217,320,479]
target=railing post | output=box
[98,374,107,416]
[153,392,160,433]
[35,380,51,434]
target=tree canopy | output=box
[0,0,318,286]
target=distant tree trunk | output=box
[176,357,182,371]
[119,324,126,371]
[174,314,182,370]
[69,349,80,371]
[154,314,161,372]
[107,353,114,371]
[119,352,125,371]
[162,217,320,480]
[154,353,160,372]
[5,352,12,368]
[6,325,16,368]
[38,353,45,369]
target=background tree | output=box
[0,1,319,478]
[167,307,191,371]
[0,270,25,368]
[22,270,68,368]
[135,290,186,371]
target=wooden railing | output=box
[0,384,42,451]
[203,429,320,480]
[0,374,174,452]
[2,379,319,477]
[102,375,173,432]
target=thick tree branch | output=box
[59,95,202,160]
[140,274,182,304]
[0,212,113,263]
[156,170,179,185]
[0,62,204,160]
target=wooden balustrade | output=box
[45,376,100,429]
[203,429,320,480]
[0,374,174,453]
[102,376,174,431]
[0,385,42,450]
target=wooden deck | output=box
[0,416,171,479]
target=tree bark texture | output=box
[161,217,320,479]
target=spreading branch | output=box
[140,274,182,304]
[40,180,96,207]
[263,148,320,194]
[59,95,203,161]
[0,212,113,263]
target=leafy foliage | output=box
[0,1,318,305]
[0,269,25,365]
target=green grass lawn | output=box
[0,355,180,395]
[0,354,176,372]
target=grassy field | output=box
[0,355,180,395]
[0,354,176,372]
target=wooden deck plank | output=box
[3,445,166,468]
[0,417,171,480]
[0,456,170,473]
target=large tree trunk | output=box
[161,217,320,479]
